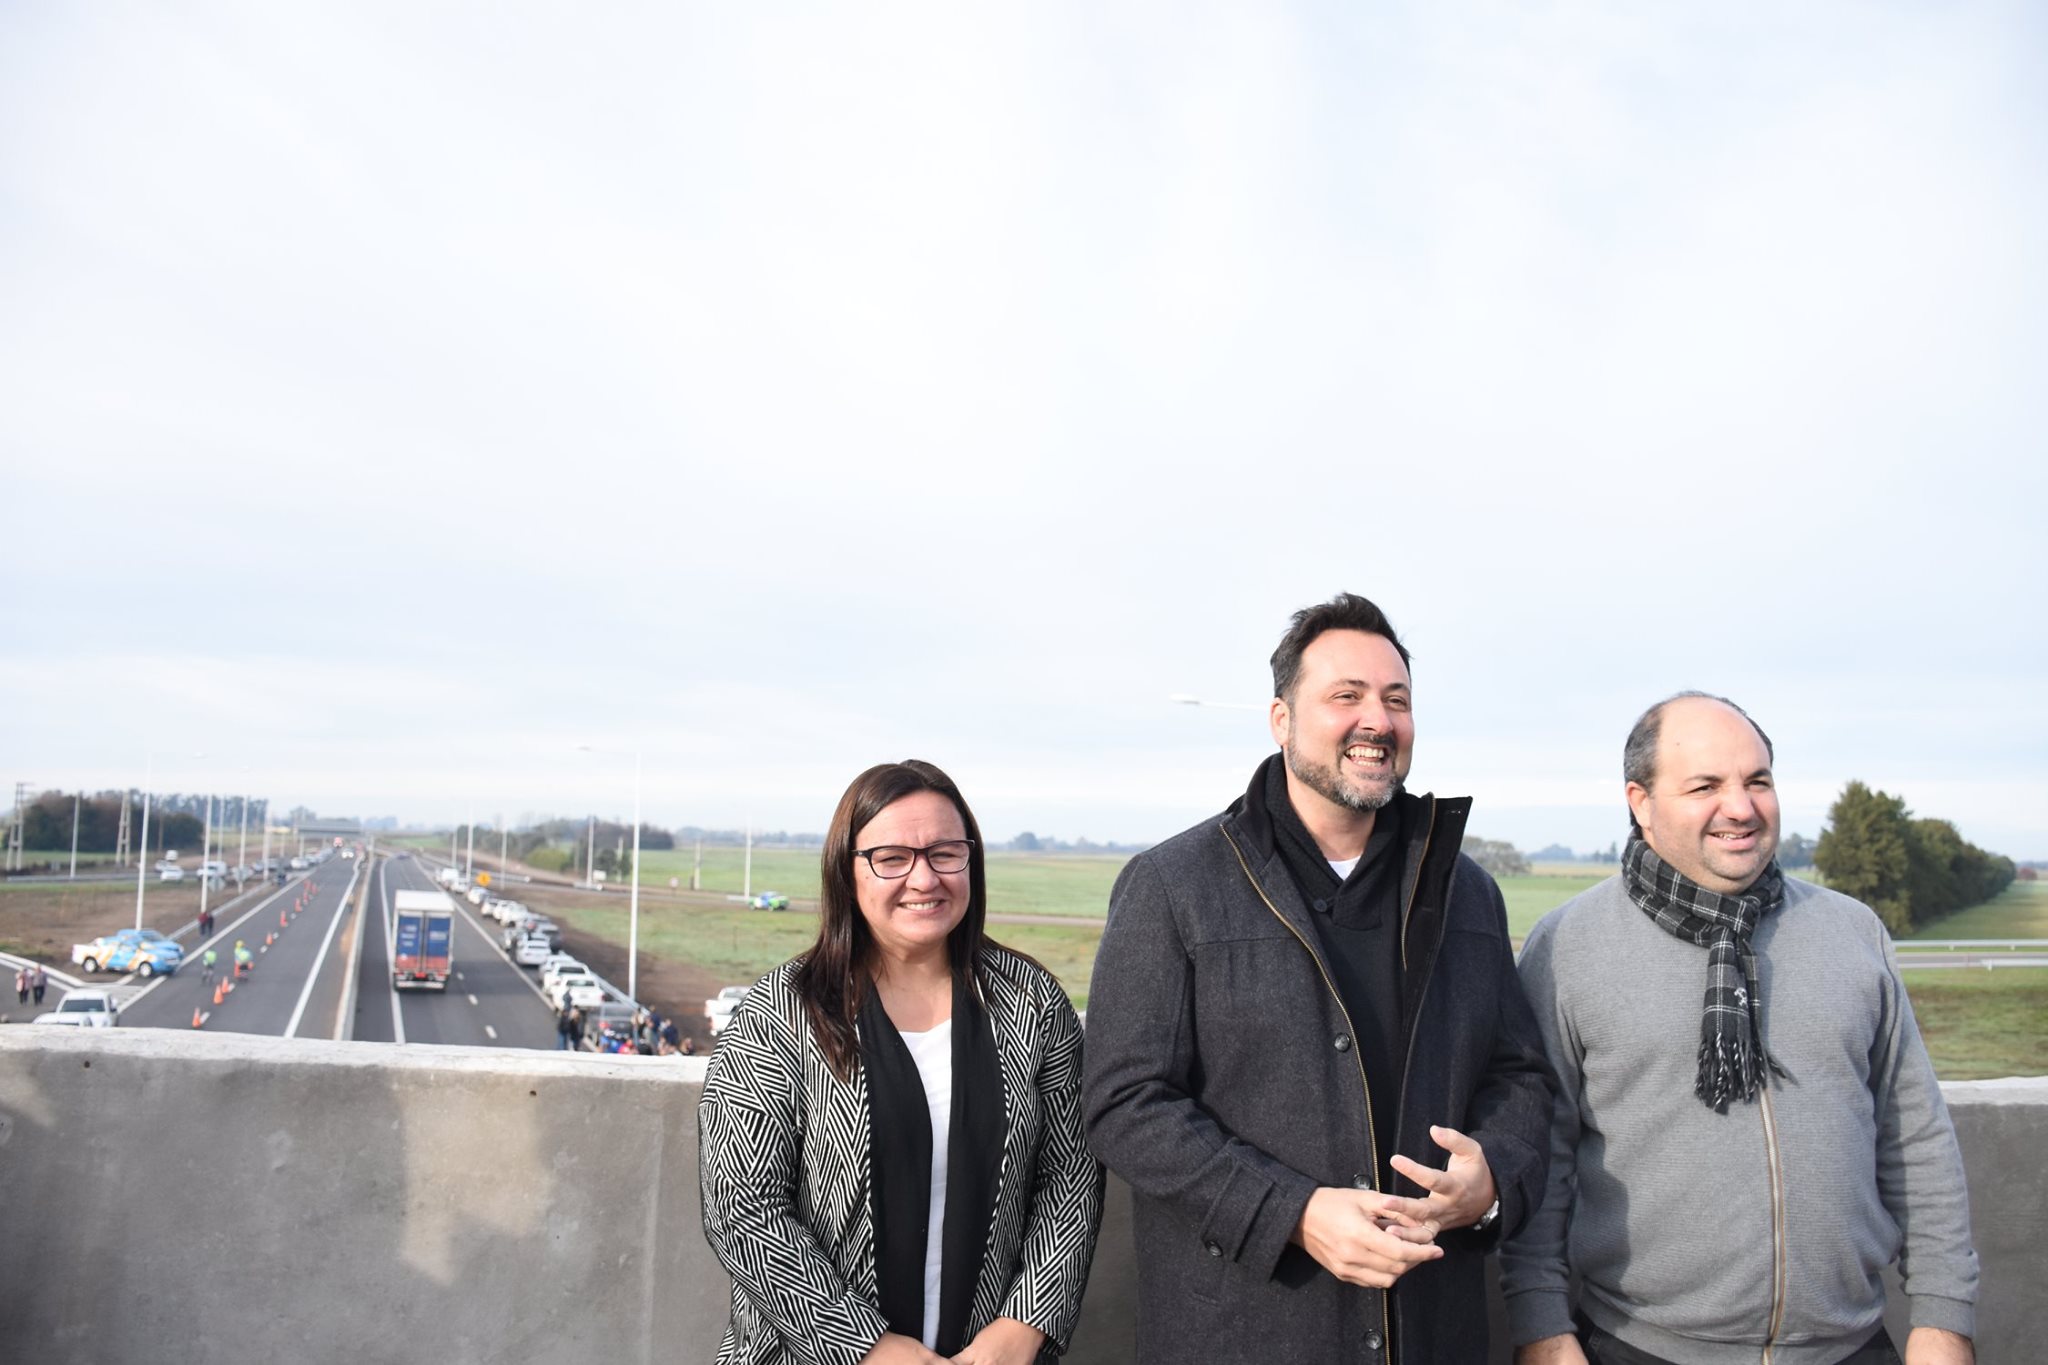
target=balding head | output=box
[1623,693,1781,894]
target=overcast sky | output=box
[3,2,2043,858]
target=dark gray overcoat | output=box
[1082,780,1554,1364]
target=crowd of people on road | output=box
[554,1001,695,1056]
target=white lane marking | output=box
[334,861,369,1040]
[284,859,361,1039]
[484,1025,498,1040]
[448,889,556,1008]
[384,864,406,1046]
[467,993,478,1006]
[118,875,303,1008]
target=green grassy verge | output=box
[1906,881,2048,941]
[631,847,822,899]
[1902,968,2048,1080]
[535,860,2044,1078]
[542,894,1109,1010]
[626,847,1128,919]
[1497,873,1609,939]
[6,850,129,866]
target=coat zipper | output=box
[1219,824,1393,1359]
[1758,1084,1787,1363]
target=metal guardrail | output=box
[1900,939,2048,950]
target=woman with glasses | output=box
[700,759,1104,1365]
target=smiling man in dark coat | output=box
[1083,592,1554,1365]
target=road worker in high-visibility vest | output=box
[233,940,253,977]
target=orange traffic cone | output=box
[192,1008,204,1028]
[281,910,289,927]
[213,981,226,1006]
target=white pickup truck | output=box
[705,985,750,1036]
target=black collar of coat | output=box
[1223,753,1473,1026]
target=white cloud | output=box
[2,1,2042,855]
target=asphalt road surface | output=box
[349,856,560,1051]
[101,855,566,1051]
[119,865,360,1036]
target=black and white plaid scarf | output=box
[1623,834,1787,1113]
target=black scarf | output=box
[1623,834,1788,1113]
[859,969,1005,1353]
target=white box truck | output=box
[392,889,456,990]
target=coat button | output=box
[1365,1328,1384,1350]
[1333,1034,1352,1051]
[1351,1173,1370,1189]
[1205,1241,1222,1258]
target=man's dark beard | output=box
[1285,737,1402,814]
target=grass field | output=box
[393,842,2048,1078]
[1900,968,2048,1080]
[6,850,130,868]
[534,893,1110,1009]
[1906,880,2048,941]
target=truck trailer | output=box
[392,889,456,990]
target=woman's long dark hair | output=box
[794,759,989,1080]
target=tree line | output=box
[3,790,273,864]
[1814,781,2015,935]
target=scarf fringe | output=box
[1694,1032,1784,1113]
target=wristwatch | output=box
[1473,1198,1501,1231]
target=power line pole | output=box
[5,781,28,872]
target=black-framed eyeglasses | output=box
[854,840,975,879]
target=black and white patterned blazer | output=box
[699,944,1105,1365]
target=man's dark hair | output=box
[1622,691,1776,829]
[1270,593,1412,703]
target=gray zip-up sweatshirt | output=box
[1498,875,1977,1365]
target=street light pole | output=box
[69,792,80,879]
[132,759,153,931]
[197,792,216,930]
[629,751,642,1003]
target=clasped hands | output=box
[1293,1125,1496,1290]
[860,1316,1047,1365]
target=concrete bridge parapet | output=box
[0,1030,2038,1364]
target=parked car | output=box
[464,885,489,906]
[705,984,749,1017]
[72,932,182,977]
[576,1001,639,1049]
[748,890,791,912]
[513,935,554,967]
[117,929,183,955]
[706,984,750,1036]
[501,917,560,953]
[38,989,121,1028]
[537,956,585,983]
[556,978,608,1011]
[544,970,602,1010]
[158,865,186,882]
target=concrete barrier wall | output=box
[0,1030,2037,1365]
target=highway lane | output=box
[351,855,560,1051]
[117,865,360,1035]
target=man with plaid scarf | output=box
[1500,693,1977,1365]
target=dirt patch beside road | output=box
[513,884,733,1053]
